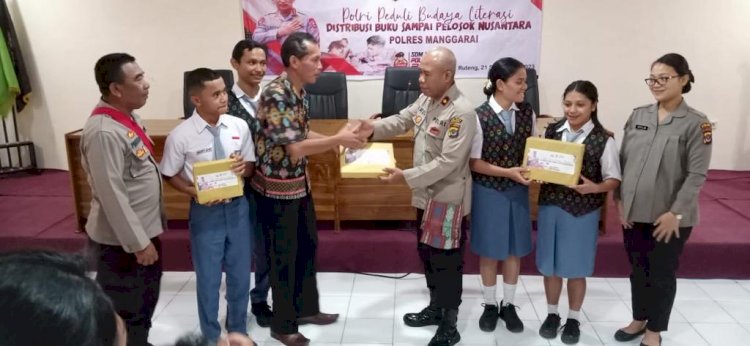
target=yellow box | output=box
[192,159,244,204]
[522,137,584,186]
[340,142,397,179]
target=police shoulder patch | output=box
[447,117,462,138]
[700,122,712,144]
[448,127,459,138]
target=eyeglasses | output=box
[644,75,680,86]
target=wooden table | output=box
[64,119,416,232]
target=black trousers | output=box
[623,223,692,332]
[245,184,271,305]
[416,209,468,310]
[92,237,162,346]
[255,191,320,334]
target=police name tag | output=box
[192,159,244,204]
[522,137,584,186]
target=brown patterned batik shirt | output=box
[250,73,310,200]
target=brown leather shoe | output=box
[270,331,310,346]
[298,312,340,325]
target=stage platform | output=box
[1,170,749,278]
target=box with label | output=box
[192,159,244,204]
[522,137,584,186]
[340,142,397,179]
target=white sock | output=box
[548,304,559,315]
[568,309,581,321]
[482,284,498,306]
[502,283,516,306]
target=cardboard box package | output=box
[193,159,244,204]
[523,137,584,186]
[340,142,396,179]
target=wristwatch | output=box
[674,213,683,220]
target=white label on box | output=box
[343,148,392,165]
[195,171,239,191]
[526,148,576,174]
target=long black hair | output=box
[652,53,695,94]
[483,57,525,97]
[563,80,609,133]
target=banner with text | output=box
[242,0,543,79]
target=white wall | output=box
[7,0,750,170]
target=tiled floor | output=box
[149,273,750,345]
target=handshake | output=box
[334,120,375,150]
[332,119,406,184]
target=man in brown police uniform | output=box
[359,46,476,346]
[82,53,165,346]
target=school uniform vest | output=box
[471,101,534,191]
[227,90,260,139]
[538,121,608,216]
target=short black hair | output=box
[231,39,267,62]
[366,35,386,46]
[652,53,695,94]
[185,68,224,95]
[94,53,136,96]
[281,32,317,67]
[0,250,118,346]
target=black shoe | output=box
[404,305,442,327]
[560,318,581,344]
[539,313,561,339]
[478,304,500,332]
[251,302,273,328]
[639,335,662,346]
[614,326,647,341]
[428,309,461,346]
[499,301,524,333]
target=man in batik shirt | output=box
[250,32,363,346]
